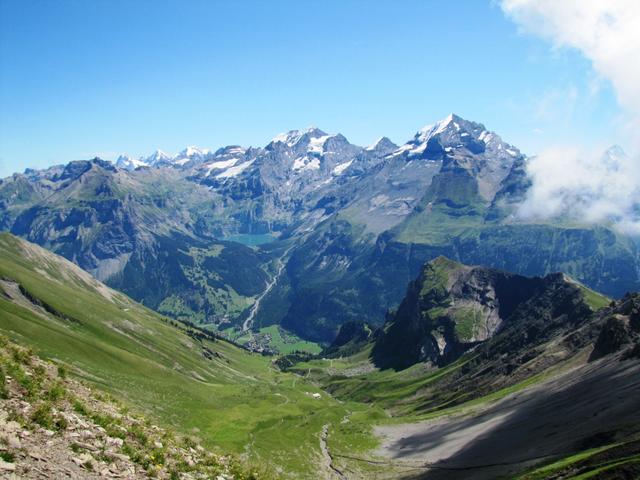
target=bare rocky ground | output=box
[0,338,259,479]
[374,352,640,479]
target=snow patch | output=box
[366,137,385,151]
[401,114,459,157]
[479,131,493,144]
[420,113,454,137]
[115,155,147,170]
[332,159,353,175]
[180,146,210,157]
[308,135,332,154]
[292,156,321,171]
[215,159,255,178]
[204,158,240,176]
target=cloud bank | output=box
[500,0,640,233]
[517,146,640,234]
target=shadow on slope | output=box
[381,356,640,480]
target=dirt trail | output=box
[274,392,290,405]
[320,424,346,480]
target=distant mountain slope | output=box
[2,115,639,345]
[255,116,638,341]
[0,160,278,331]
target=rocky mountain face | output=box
[371,256,605,370]
[316,258,640,467]
[254,117,637,341]
[1,115,639,344]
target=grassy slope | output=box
[0,337,263,478]
[293,349,477,418]
[575,282,610,311]
[515,439,640,480]
[0,233,365,478]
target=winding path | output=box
[320,424,346,479]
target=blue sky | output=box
[0,0,623,177]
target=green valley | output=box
[0,233,368,478]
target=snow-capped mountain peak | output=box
[107,116,523,202]
[115,155,147,171]
[417,113,457,137]
[172,146,212,167]
[415,113,479,143]
[365,136,397,152]
[394,114,513,159]
[270,127,329,147]
[178,146,211,158]
[145,150,172,166]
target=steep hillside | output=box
[0,338,259,479]
[0,233,366,478]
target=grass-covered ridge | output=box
[0,232,369,478]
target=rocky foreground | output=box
[0,337,261,479]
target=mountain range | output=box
[1,114,638,348]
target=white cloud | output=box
[517,146,640,233]
[501,0,640,139]
[501,0,640,233]
[531,85,578,123]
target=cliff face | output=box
[372,257,597,370]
